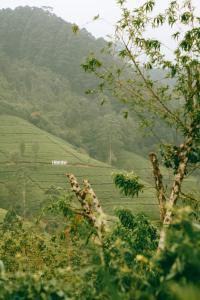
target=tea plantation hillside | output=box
[0,115,161,219]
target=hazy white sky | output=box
[0,0,199,39]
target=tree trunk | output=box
[83,179,107,234]
[158,135,193,250]
[149,152,166,222]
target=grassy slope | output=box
[0,115,160,220]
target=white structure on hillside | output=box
[52,160,68,166]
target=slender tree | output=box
[82,0,200,248]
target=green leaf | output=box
[117,0,126,6]
[123,111,128,119]
[72,24,79,34]
[172,31,180,40]
[144,0,155,12]
[113,172,144,197]
[181,12,193,24]
[153,14,165,27]
[93,14,100,21]
[118,49,128,58]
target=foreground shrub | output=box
[0,208,200,300]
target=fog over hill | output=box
[0,6,177,166]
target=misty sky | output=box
[0,0,199,39]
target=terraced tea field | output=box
[0,115,161,219]
[0,115,199,220]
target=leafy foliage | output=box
[152,208,200,300]
[1,205,200,300]
[160,144,200,174]
[113,172,144,197]
[82,0,200,177]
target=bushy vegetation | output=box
[0,204,199,300]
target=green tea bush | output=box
[0,208,200,300]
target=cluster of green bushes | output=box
[0,203,199,300]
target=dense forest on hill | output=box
[0,6,105,93]
[0,6,178,167]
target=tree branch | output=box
[66,174,107,242]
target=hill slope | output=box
[0,115,160,219]
[0,6,105,94]
[0,6,174,164]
